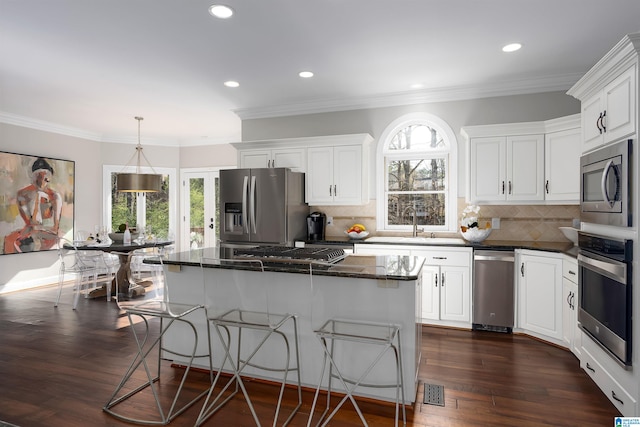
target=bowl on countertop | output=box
[345,230,370,240]
[460,227,491,243]
[109,232,139,243]
[559,227,579,246]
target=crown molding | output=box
[0,111,103,141]
[0,111,183,147]
[233,73,584,120]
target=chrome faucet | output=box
[403,206,424,237]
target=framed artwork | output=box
[0,151,75,255]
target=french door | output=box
[180,169,222,250]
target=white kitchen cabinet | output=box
[544,126,581,201]
[239,147,306,172]
[411,248,472,326]
[562,256,580,358]
[232,134,373,188]
[516,249,563,343]
[469,134,544,202]
[579,64,636,153]
[307,144,367,205]
[355,244,472,327]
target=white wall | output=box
[0,123,181,293]
[0,124,105,291]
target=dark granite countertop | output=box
[309,237,578,258]
[148,247,425,281]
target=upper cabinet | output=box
[468,134,544,202]
[239,147,306,172]
[232,134,373,206]
[568,33,640,154]
[462,114,580,204]
[544,116,581,201]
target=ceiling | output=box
[2,1,640,146]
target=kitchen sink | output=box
[365,236,466,245]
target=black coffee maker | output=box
[306,212,326,241]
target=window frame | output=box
[376,112,458,232]
[102,164,178,240]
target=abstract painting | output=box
[0,151,75,255]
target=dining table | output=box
[66,240,174,298]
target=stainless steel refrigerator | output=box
[219,168,308,245]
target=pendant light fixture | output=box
[116,116,162,192]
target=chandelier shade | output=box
[116,173,162,192]
[116,116,162,193]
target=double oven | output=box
[578,138,634,367]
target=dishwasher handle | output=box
[474,251,515,262]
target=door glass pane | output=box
[145,174,170,239]
[189,177,205,249]
[387,193,446,226]
[110,173,137,231]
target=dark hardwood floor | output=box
[0,283,619,426]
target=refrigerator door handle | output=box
[242,175,249,233]
[250,175,257,234]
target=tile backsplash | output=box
[312,199,580,243]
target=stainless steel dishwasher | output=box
[473,250,515,333]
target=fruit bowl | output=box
[345,230,370,240]
[460,227,491,243]
[109,232,139,243]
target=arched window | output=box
[376,112,458,232]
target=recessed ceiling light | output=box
[410,83,424,89]
[209,4,234,19]
[299,71,314,78]
[502,43,522,53]
[224,80,239,88]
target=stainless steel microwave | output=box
[580,139,632,227]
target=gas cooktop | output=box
[233,246,346,264]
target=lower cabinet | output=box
[421,264,470,323]
[562,256,581,358]
[581,346,638,416]
[354,244,472,327]
[516,249,563,343]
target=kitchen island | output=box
[149,247,424,403]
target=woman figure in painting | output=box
[7,158,62,253]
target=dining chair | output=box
[103,254,212,425]
[306,260,406,427]
[197,257,303,427]
[54,237,119,309]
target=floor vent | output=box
[423,383,445,406]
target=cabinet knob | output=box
[545,180,549,194]
[502,181,505,194]
[521,263,525,277]
[601,109,607,133]
[508,181,512,195]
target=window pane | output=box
[145,175,170,238]
[387,193,446,226]
[189,177,205,249]
[387,124,444,151]
[387,158,446,191]
[110,174,137,231]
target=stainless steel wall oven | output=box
[580,139,632,227]
[578,231,633,367]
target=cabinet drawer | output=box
[581,348,637,415]
[412,249,471,267]
[562,259,578,283]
